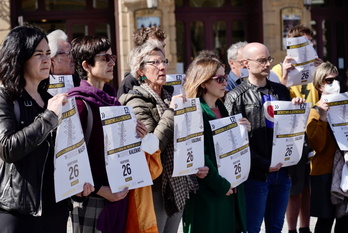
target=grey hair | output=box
[128,39,165,81]
[227,41,248,61]
[47,29,68,58]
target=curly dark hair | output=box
[133,26,166,46]
[71,36,111,80]
[0,24,47,98]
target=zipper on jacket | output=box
[34,139,50,217]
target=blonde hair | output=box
[184,58,223,98]
[312,61,338,91]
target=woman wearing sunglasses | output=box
[183,57,250,233]
[307,61,348,233]
[68,36,150,233]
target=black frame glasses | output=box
[247,57,274,65]
[211,74,228,84]
[95,53,117,63]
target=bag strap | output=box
[82,100,93,144]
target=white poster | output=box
[99,106,152,192]
[165,74,185,96]
[209,114,250,188]
[285,37,318,87]
[173,98,204,177]
[47,75,74,96]
[265,101,311,167]
[323,93,348,151]
[54,97,94,202]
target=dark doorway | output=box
[11,0,119,88]
[311,0,348,91]
[175,0,263,72]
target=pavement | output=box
[68,216,332,233]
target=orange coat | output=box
[125,150,162,233]
[306,108,337,176]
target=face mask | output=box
[324,80,340,94]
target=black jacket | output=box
[0,87,58,216]
[224,79,291,181]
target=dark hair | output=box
[133,26,166,46]
[71,36,111,80]
[0,24,47,98]
[287,25,313,38]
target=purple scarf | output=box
[68,80,126,233]
[67,80,120,107]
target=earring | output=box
[141,76,147,81]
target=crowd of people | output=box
[0,22,347,233]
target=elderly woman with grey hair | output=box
[119,40,208,233]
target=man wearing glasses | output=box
[47,29,80,87]
[225,42,305,233]
[225,41,248,91]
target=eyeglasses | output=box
[324,76,339,84]
[236,60,244,66]
[145,59,169,67]
[95,53,117,63]
[211,74,228,84]
[247,57,274,65]
[57,51,72,57]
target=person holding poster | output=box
[0,25,70,233]
[47,29,79,85]
[272,25,322,233]
[46,30,80,97]
[117,26,169,99]
[120,40,208,233]
[68,35,149,233]
[225,42,305,233]
[183,57,251,233]
[306,62,348,233]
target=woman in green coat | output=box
[182,58,249,233]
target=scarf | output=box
[141,83,199,216]
[67,80,120,107]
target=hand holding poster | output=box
[54,97,94,202]
[322,93,348,150]
[285,37,318,87]
[209,114,250,188]
[47,75,75,96]
[173,98,204,177]
[99,106,153,192]
[264,101,311,167]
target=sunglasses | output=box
[211,75,228,84]
[324,76,339,84]
[95,53,117,63]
